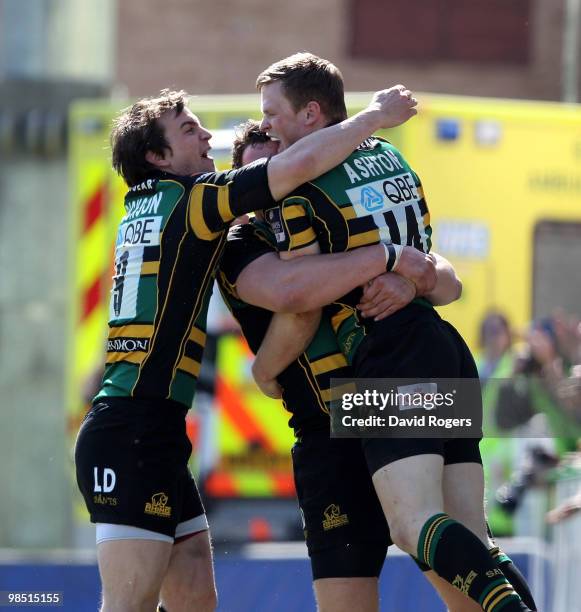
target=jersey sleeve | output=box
[264,195,318,252]
[188,159,276,239]
[217,222,275,301]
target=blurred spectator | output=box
[535,311,581,430]
[489,311,581,536]
[495,314,581,449]
[495,444,559,529]
[476,311,517,536]
[476,311,513,384]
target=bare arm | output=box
[393,251,460,305]
[236,244,387,312]
[357,273,416,321]
[358,251,462,320]
[391,248,437,295]
[424,253,462,306]
[236,241,458,318]
[240,244,453,390]
[267,86,417,201]
[250,242,323,396]
[252,310,322,398]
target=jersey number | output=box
[112,250,129,317]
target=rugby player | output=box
[218,122,480,612]
[73,86,419,612]
[255,54,536,612]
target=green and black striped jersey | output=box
[96,160,276,408]
[264,137,433,361]
[217,219,352,436]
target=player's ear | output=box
[145,149,170,168]
[304,101,322,126]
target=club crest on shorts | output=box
[322,503,349,530]
[144,492,172,518]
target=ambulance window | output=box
[533,220,581,319]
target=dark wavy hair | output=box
[231,119,272,169]
[110,89,187,187]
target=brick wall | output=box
[116,0,575,101]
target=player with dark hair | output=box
[231,119,277,169]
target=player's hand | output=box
[358,273,416,321]
[369,85,418,129]
[255,377,283,399]
[395,247,437,296]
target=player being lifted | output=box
[219,121,500,611]
[255,53,536,612]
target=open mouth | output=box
[201,149,213,159]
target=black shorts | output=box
[75,397,205,538]
[355,304,483,474]
[292,432,391,580]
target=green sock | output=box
[489,546,537,610]
[417,514,530,611]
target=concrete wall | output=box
[0,80,108,548]
[0,0,116,83]
[0,157,72,547]
[0,0,113,549]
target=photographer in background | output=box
[495,314,581,447]
[492,313,581,535]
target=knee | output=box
[388,514,432,556]
[388,507,446,557]
[162,548,217,612]
[390,523,418,556]
[163,585,217,612]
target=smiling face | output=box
[259,81,309,151]
[151,107,215,175]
